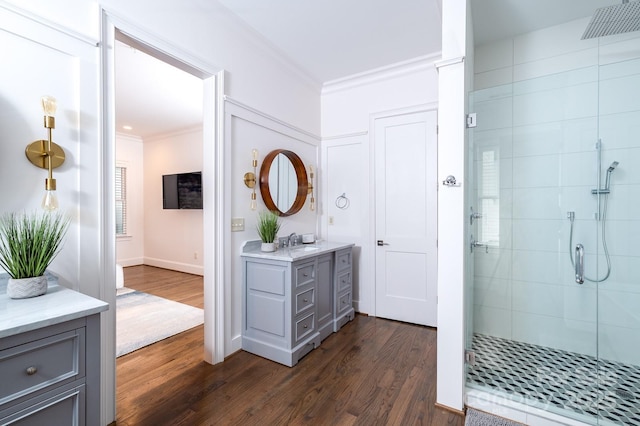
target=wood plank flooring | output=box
[116,265,464,426]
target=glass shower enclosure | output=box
[465,34,640,425]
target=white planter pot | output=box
[7,276,48,299]
[261,242,276,252]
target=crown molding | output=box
[322,52,441,95]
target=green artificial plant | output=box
[0,212,70,279]
[256,210,281,244]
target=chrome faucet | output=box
[288,233,298,247]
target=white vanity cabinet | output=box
[0,281,108,425]
[241,241,354,367]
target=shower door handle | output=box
[575,244,585,284]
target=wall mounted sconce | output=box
[25,96,66,211]
[308,165,315,212]
[244,149,258,210]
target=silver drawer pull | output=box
[342,279,346,283]
[303,273,308,277]
[303,298,308,302]
[342,300,346,304]
[26,366,37,376]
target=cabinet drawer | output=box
[336,272,351,293]
[336,250,351,272]
[0,382,85,426]
[294,263,315,287]
[295,313,315,343]
[295,288,315,315]
[0,329,84,406]
[336,292,352,315]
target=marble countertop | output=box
[241,240,354,262]
[0,276,109,339]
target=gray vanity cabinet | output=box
[333,248,354,331]
[0,282,107,426]
[316,253,334,341]
[242,242,354,367]
[242,257,322,367]
[0,311,105,425]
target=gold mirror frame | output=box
[259,149,309,217]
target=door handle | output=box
[377,240,389,246]
[575,244,584,284]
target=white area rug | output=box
[116,289,204,357]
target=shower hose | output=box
[568,194,612,282]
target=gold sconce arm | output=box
[244,149,259,210]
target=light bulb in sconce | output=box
[42,178,59,211]
[308,165,315,212]
[250,192,257,210]
[41,95,57,117]
[252,149,258,166]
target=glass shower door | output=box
[465,66,605,424]
[593,48,640,426]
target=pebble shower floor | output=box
[467,334,640,426]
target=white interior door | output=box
[374,110,438,326]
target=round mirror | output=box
[259,149,309,217]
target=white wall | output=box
[472,19,640,365]
[115,133,144,266]
[143,128,204,275]
[1,1,322,423]
[226,99,319,352]
[435,0,470,411]
[320,57,440,315]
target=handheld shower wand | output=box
[592,161,619,194]
[571,160,619,283]
[605,161,619,191]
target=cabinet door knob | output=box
[303,298,308,302]
[303,324,308,329]
[303,273,308,277]
[26,366,37,375]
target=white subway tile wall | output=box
[471,21,640,367]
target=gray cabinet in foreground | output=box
[0,281,108,426]
[241,242,354,367]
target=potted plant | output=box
[0,212,70,299]
[257,210,281,252]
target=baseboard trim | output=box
[435,402,466,416]
[143,257,204,276]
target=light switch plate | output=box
[231,217,244,232]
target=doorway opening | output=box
[113,37,205,357]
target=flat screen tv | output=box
[162,172,203,209]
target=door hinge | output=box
[466,113,477,128]
[465,350,476,366]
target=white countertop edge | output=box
[0,283,109,339]
[241,240,355,262]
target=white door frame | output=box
[100,8,225,424]
[367,102,438,318]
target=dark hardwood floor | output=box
[116,265,464,426]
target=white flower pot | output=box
[261,242,276,252]
[7,276,48,299]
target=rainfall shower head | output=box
[582,0,640,39]
[608,161,619,172]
